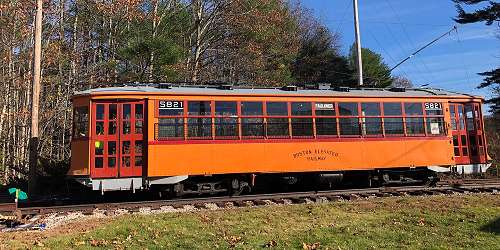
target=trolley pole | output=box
[353,0,363,86]
[29,0,43,196]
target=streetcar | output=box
[68,84,491,194]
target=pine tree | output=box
[292,24,353,86]
[453,0,499,115]
[348,46,392,87]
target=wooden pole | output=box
[353,0,363,86]
[29,0,43,196]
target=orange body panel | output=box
[69,139,90,175]
[147,139,454,176]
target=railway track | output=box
[0,179,497,221]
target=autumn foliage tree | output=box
[0,0,397,182]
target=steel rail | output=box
[12,180,499,217]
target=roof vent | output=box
[217,84,233,90]
[318,83,331,90]
[332,86,350,92]
[281,85,298,91]
[302,83,317,90]
[389,87,406,92]
[157,83,172,89]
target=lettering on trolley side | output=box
[159,100,183,109]
[292,149,339,161]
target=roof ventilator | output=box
[281,85,298,91]
[157,83,172,89]
[388,87,406,92]
[332,86,350,92]
[217,84,233,90]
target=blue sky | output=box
[301,0,499,100]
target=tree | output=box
[292,14,353,86]
[391,75,414,88]
[453,0,499,116]
[348,46,392,87]
[119,0,187,82]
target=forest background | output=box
[0,0,497,182]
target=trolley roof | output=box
[74,84,482,99]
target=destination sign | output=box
[315,103,335,110]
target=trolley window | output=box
[266,102,288,116]
[215,101,237,116]
[383,103,403,135]
[241,102,263,116]
[188,101,211,115]
[241,102,264,138]
[339,102,360,136]
[73,106,89,138]
[315,102,337,137]
[425,102,445,136]
[187,101,212,139]
[405,103,425,135]
[291,102,313,137]
[266,102,289,138]
[157,118,184,140]
[361,102,382,136]
[215,101,238,138]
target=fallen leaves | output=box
[303,242,321,250]
[263,240,277,248]
[225,235,243,248]
[418,218,425,226]
[90,239,108,247]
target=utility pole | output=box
[29,0,43,196]
[353,0,363,86]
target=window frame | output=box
[403,102,426,136]
[240,101,265,139]
[290,102,314,138]
[423,101,445,136]
[214,101,239,139]
[73,106,89,139]
[155,100,186,140]
[338,102,361,137]
[265,101,291,139]
[152,98,448,142]
[361,102,383,137]
[314,102,339,138]
[382,102,405,136]
[187,101,213,140]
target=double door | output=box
[450,102,486,164]
[91,101,144,178]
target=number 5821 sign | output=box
[159,100,183,110]
[424,102,441,110]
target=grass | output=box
[2,194,499,249]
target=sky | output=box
[301,0,499,101]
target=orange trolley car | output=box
[68,84,491,194]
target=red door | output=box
[91,101,144,178]
[465,103,487,163]
[118,102,144,177]
[450,103,469,164]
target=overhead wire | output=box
[453,25,474,88]
[367,29,413,83]
[368,1,429,84]
[383,0,442,84]
[332,0,353,36]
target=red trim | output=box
[155,100,448,141]
[149,136,449,145]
